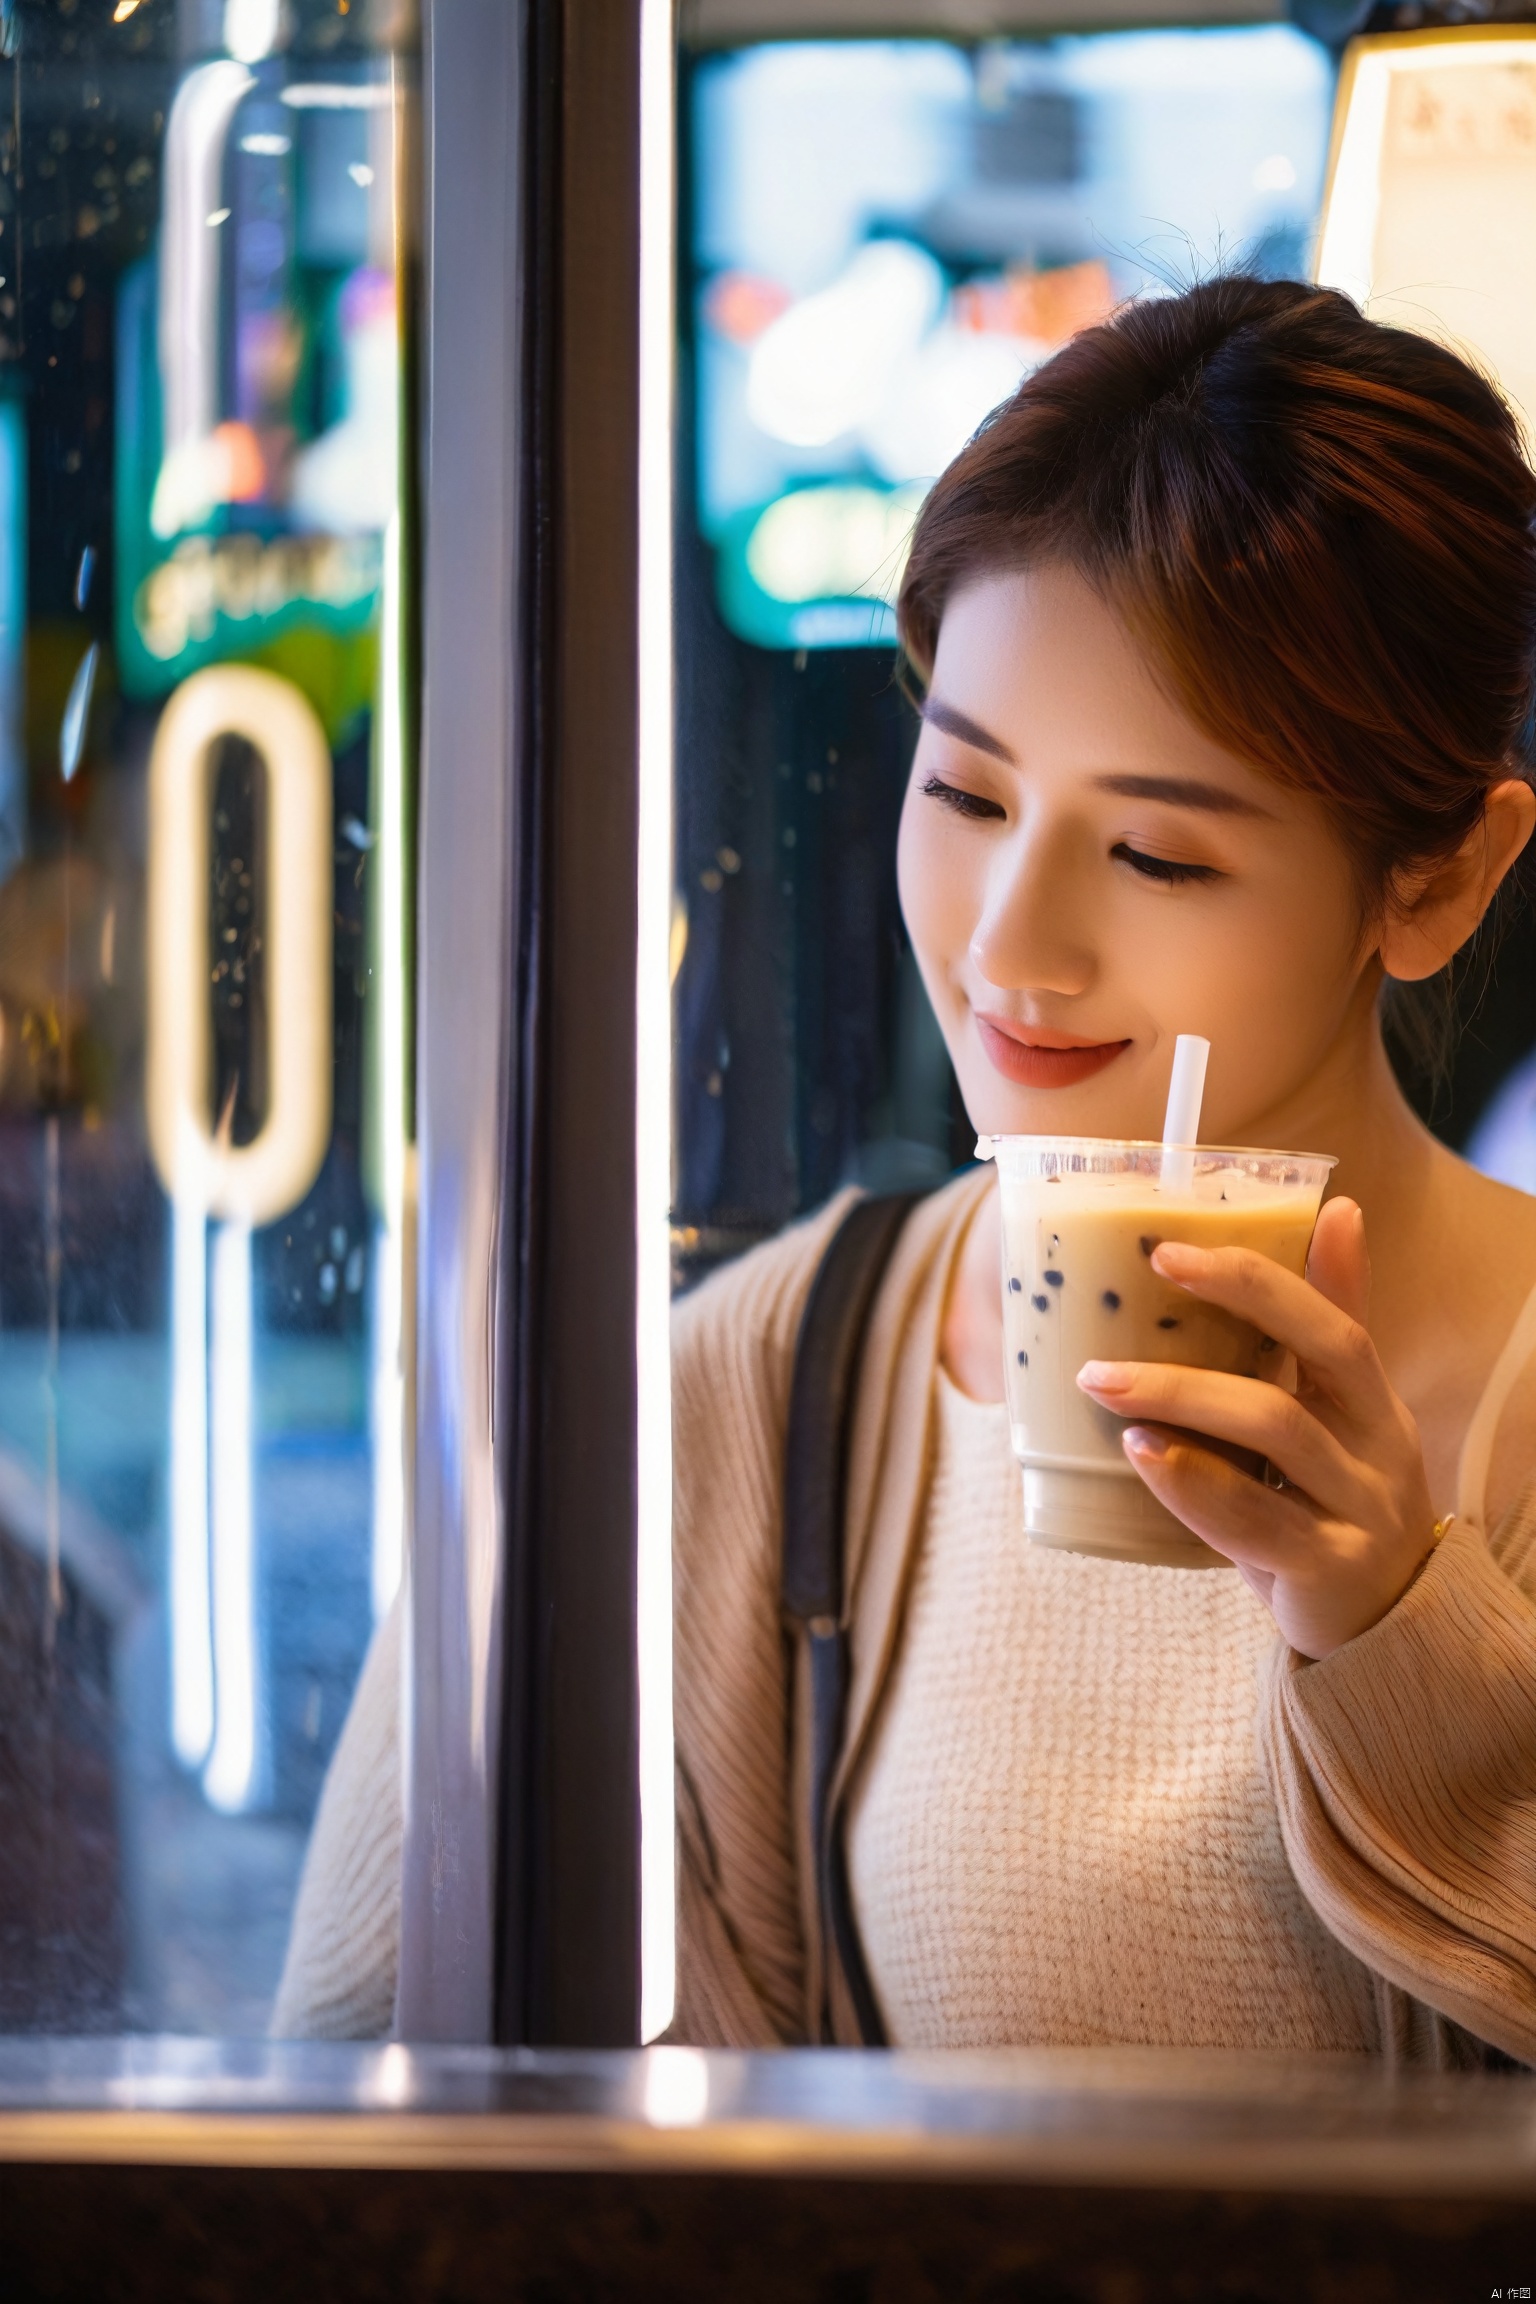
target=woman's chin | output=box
[962,1073,1162,1145]
[966,1101,1153,1143]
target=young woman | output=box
[668,276,1536,2062]
[275,276,1536,2062]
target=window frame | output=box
[403,0,644,2048]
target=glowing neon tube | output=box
[169,1178,213,1769]
[146,663,333,1226]
[148,663,334,1802]
[203,1217,257,1814]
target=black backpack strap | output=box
[782,1190,923,2045]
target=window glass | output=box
[0,0,415,2033]
[674,27,1342,1287]
[676,22,1536,1274]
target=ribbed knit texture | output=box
[669,1193,860,2046]
[846,1371,1378,2050]
[274,1174,1536,2060]
[668,1178,1536,2060]
[270,1595,402,2040]
[1263,1509,1536,2063]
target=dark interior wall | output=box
[671,52,968,1290]
[672,553,954,1254]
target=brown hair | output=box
[898,276,1536,916]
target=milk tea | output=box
[992,1141,1335,1567]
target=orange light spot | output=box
[704,270,792,347]
[952,259,1116,348]
[211,421,267,503]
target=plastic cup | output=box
[988,1137,1336,1569]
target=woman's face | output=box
[897,564,1371,1146]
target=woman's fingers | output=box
[1092,1206,1438,1659]
[1121,1424,1434,1658]
[1304,1196,1371,1328]
[1118,1424,1319,1575]
[1148,1237,1392,1430]
[1077,1358,1374,1518]
[1235,1560,1278,1610]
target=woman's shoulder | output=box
[1444,1156,1536,1354]
[671,1187,859,1368]
[1437,1151,1536,1539]
[1454,1151,1536,1239]
[671,1167,986,1401]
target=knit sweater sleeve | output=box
[668,1193,858,2047]
[269,1593,402,2039]
[1261,1509,1536,2064]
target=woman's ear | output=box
[1378,777,1536,984]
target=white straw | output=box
[1160,1034,1210,1192]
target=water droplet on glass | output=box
[59,641,98,783]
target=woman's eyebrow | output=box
[920,697,1016,763]
[1091,772,1274,819]
[921,703,1274,818]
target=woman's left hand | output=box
[1075,1197,1439,1659]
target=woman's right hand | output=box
[1076,1198,1442,1659]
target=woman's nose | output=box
[969,821,1096,996]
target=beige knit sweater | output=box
[270,1590,402,2040]
[276,1168,1536,2059]
[671,1170,1536,2063]
[846,1370,1379,2050]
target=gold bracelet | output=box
[1401,1514,1454,1601]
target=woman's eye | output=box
[1112,841,1222,887]
[921,774,1006,822]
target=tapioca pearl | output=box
[1016,1349,1028,1368]
[1031,1294,1050,1313]
[1101,1290,1120,1311]
[1157,1315,1180,1330]
[1139,1236,1158,1257]
[1008,1277,1022,1293]
[1043,1270,1063,1288]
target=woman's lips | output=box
[975,1014,1132,1088]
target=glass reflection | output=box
[692,30,1334,656]
[676,25,1337,1284]
[0,0,415,2034]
